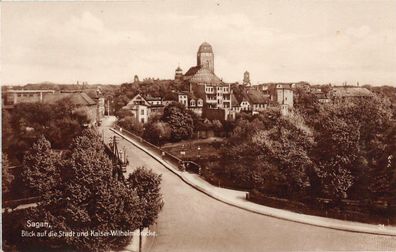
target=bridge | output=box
[99,116,396,251]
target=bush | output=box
[119,116,144,135]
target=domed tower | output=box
[175,66,183,80]
[197,42,214,73]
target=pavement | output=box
[101,116,396,251]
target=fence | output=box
[113,125,187,171]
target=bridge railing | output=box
[113,125,186,171]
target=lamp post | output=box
[197,146,201,159]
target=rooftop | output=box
[332,86,373,97]
[198,42,213,54]
[43,92,96,106]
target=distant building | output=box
[3,89,55,105]
[177,92,189,108]
[122,94,165,124]
[175,66,183,80]
[331,86,373,101]
[275,84,293,116]
[175,91,203,116]
[292,82,311,92]
[122,94,151,124]
[243,71,251,86]
[197,42,214,73]
[178,42,233,120]
[231,88,270,114]
[43,92,98,124]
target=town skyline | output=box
[2,0,396,86]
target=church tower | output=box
[243,71,251,86]
[175,66,183,80]
[197,42,214,73]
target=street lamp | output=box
[197,146,201,159]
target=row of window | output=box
[205,86,230,93]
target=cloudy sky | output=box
[1,0,396,86]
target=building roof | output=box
[43,92,96,106]
[198,42,213,53]
[184,66,201,77]
[231,93,240,107]
[245,89,270,104]
[145,96,162,101]
[332,86,373,98]
[185,66,222,85]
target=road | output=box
[100,116,396,251]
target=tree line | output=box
[203,94,395,210]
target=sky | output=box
[1,0,396,86]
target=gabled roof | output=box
[245,89,270,104]
[43,92,96,106]
[184,66,201,77]
[123,94,150,109]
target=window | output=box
[141,109,145,115]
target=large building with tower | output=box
[175,42,233,119]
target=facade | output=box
[275,83,293,108]
[122,94,151,124]
[177,93,189,108]
[123,94,165,124]
[176,92,204,116]
[3,89,55,105]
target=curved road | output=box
[101,117,396,251]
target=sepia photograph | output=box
[1,0,396,251]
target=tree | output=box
[143,121,171,145]
[19,130,145,251]
[2,109,14,154]
[251,118,314,197]
[162,102,194,141]
[315,156,354,199]
[21,135,60,195]
[2,154,14,194]
[127,167,163,252]
[119,116,144,136]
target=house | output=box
[331,86,373,101]
[231,88,270,115]
[122,94,166,124]
[122,94,151,124]
[145,96,164,116]
[312,89,331,103]
[43,92,99,125]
